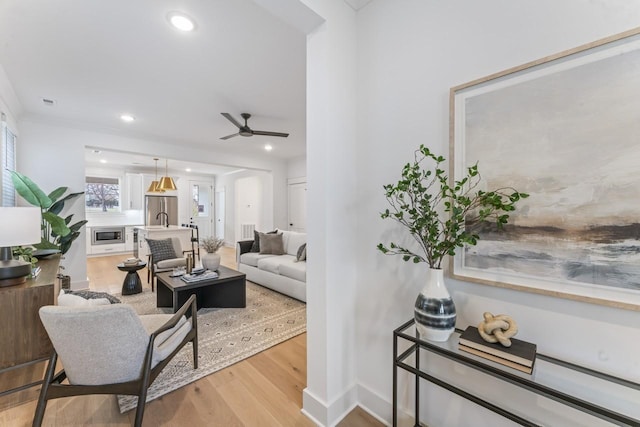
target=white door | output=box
[189,180,213,238]
[215,189,225,240]
[288,181,306,232]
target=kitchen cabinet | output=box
[125,173,143,210]
[85,227,92,255]
[90,243,126,255]
[125,226,135,252]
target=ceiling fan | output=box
[220,113,289,140]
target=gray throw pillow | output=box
[65,289,121,304]
[146,238,177,263]
[259,232,285,255]
[295,243,307,262]
[250,229,277,252]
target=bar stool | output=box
[181,223,200,261]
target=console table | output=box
[393,319,640,426]
[0,256,60,410]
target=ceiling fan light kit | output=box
[220,112,289,140]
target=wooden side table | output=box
[117,262,146,295]
[0,256,59,410]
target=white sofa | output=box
[236,230,306,302]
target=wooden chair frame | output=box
[32,295,198,427]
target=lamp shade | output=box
[158,176,177,191]
[0,207,41,246]
[147,180,164,193]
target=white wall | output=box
[352,1,640,426]
[301,0,360,425]
[16,119,289,289]
[216,169,276,244]
[0,64,21,131]
[287,154,307,179]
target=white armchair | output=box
[33,295,198,427]
[146,237,193,291]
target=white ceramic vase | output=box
[414,268,456,342]
[201,252,221,271]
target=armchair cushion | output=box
[146,238,177,263]
[138,314,192,366]
[156,258,187,269]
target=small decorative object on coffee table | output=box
[200,236,224,271]
[117,260,146,295]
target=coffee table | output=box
[155,265,246,313]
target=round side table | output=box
[117,261,147,295]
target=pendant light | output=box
[147,158,164,193]
[158,158,177,191]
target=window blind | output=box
[1,118,16,207]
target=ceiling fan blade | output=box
[221,113,242,129]
[220,133,240,140]
[252,130,289,138]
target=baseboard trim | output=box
[356,383,392,426]
[302,384,359,427]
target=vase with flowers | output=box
[378,145,528,341]
[200,236,225,271]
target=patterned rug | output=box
[115,282,306,413]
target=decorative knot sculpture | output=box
[477,312,518,347]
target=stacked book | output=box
[180,270,219,283]
[458,326,537,374]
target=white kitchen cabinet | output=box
[125,173,144,210]
[91,243,126,255]
[124,226,135,251]
[85,228,92,255]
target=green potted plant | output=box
[378,145,528,341]
[200,236,225,271]
[10,171,88,255]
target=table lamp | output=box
[0,207,42,286]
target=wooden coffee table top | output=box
[156,265,246,291]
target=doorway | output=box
[288,178,306,232]
[188,180,213,238]
[215,188,225,240]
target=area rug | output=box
[115,282,306,413]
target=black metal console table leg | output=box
[415,330,420,427]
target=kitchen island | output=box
[134,225,194,261]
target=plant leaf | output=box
[10,170,52,208]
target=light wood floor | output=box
[1,246,383,427]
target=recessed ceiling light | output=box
[120,114,135,122]
[264,144,273,152]
[185,168,192,172]
[99,159,107,164]
[168,12,195,32]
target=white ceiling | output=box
[0,0,308,165]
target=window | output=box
[1,115,16,207]
[85,176,121,212]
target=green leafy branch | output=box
[377,145,528,269]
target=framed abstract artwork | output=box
[450,28,640,310]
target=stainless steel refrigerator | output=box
[145,195,178,226]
